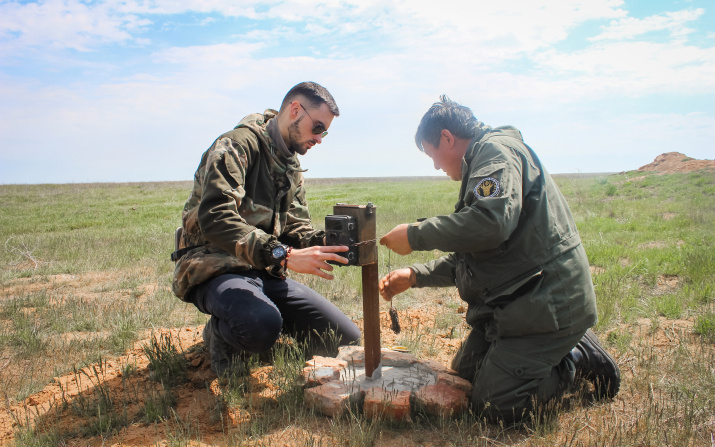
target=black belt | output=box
[171,245,205,262]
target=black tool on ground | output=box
[385,247,401,334]
[389,306,401,334]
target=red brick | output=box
[301,365,342,388]
[363,387,412,422]
[337,346,365,366]
[306,356,348,369]
[436,372,473,395]
[414,382,468,418]
[301,356,348,388]
[381,349,418,367]
[416,359,453,375]
[304,381,359,418]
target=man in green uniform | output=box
[379,95,620,422]
[172,82,360,376]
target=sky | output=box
[0,0,713,184]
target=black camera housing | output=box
[325,214,358,266]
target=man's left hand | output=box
[285,245,348,280]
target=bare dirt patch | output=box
[637,152,715,174]
[590,266,605,276]
[639,241,667,250]
[656,274,681,293]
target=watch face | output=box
[272,245,287,260]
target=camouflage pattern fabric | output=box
[172,109,324,300]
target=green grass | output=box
[2,170,714,446]
[558,172,715,329]
[143,331,188,387]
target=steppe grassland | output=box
[0,171,713,446]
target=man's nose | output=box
[315,133,324,144]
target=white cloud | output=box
[111,0,267,18]
[153,42,265,64]
[381,0,627,58]
[592,8,704,41]
[0,0,629,62]
[534,41,715,96]
[0,0,149,53]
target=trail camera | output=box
[325,215,358,265]
[325,203,377,266]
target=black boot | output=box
[570,329,620,399]
[203,318,247,377]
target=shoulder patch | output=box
[474,177,500,198]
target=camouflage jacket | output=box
[172,109,325,300]
[408,125,597,337]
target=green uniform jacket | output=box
[172,109,324,300]
[408,126,597,337]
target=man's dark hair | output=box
[415,95,478,151]
[281,81,340,116]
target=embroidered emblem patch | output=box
[474,177,500,198]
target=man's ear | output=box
[289,101,301,119]
[440,129,454,148]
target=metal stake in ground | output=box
[327,203,380,378]
[361,262,381,378]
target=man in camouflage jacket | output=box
[173,82,359,376]
[379,96,620,422]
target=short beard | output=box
[287,117,309,155]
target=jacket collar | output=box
[234,109,304,172]
[266,117,292,158]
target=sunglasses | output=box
[300,103,328,138]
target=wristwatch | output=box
[269,244,289,266]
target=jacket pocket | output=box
[485,266,543,303]
[492,269,561,337]
[455,254,481,304]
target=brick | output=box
[436,372,473,395]
[301,366,342,388]
[337,346,365,366]
[414,382,468,418]
[380,349,418,367]
[415,359,453,375]
[304,347,470,420]
[306,356,348,369]
[301,356,348,388]
[304,382,361,418]
[363,387,412,423]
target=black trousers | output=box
[188,270,361,356]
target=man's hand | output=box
[379,223,413,255]
[285,245,349,280]
[379,268,416,301]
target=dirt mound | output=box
[638,152,715,174]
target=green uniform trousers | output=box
[451,325,585,422]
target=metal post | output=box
[362,262,381,378]
[331,203,380,378]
